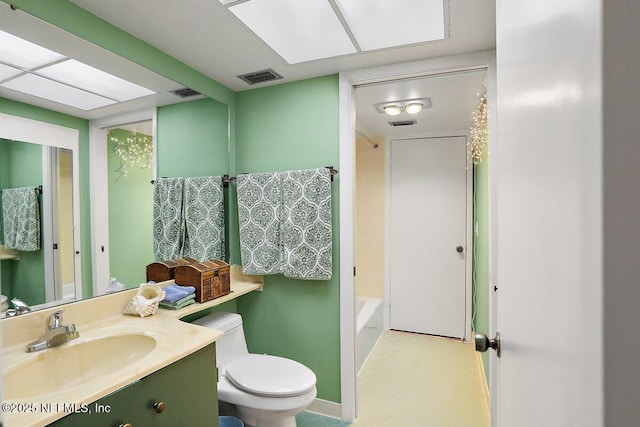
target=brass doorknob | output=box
[154,401,166,413]
[475,332,501,358]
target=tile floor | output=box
[297,330,490,427]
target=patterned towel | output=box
[152,178,185,260]
[237,172,283,275]
[236,168,332,280]
[281,168,332,280]
[183,176,225,261]
[1,187,40,251]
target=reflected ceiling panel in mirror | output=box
[0,5,231,313]
[0,6,206,120]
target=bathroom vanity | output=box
[48,344,217,427]
[1,267,263,427]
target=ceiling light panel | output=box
[36,59,155,101]
[334,0,446,51]
[228,0,357,64]
[1,74,117,111]
[0,63,22,81]
[0,30,65,69]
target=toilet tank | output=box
[192,311,249,370]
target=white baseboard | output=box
[306,398,343,420]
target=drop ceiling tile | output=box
[229,0,356,64]
[1,74,117,111]
[36,59,155,101]
[0,63,22,81]
[334,0,446,51]
[0,29,65,69]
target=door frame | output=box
[338,50,497,421]
[89,108,157,296]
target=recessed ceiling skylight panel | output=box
[36,60,155,102]
[1,74,117,110]
[334,0,446,51]
[219,0,446,63]
[228,0,357,64]
[0,63,22,81]
[0,29,65,69]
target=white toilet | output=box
[193,311,317,427]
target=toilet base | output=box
[217,376,315,427]
[237,406,298,427]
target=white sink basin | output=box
[4,333,157,400]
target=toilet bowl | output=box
[193,312,317,427]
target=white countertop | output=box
[2,271,263,427]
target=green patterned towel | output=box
[183,176,225,261]
[281,168,332,280]
[237,172,283,275]
[237,168,332,280]
[1,187,40,251]
[152,178,185,260]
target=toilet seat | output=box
[225,354,316,398]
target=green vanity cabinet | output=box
[49,344,218,427]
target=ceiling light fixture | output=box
[376,98,432,115]
[382,104,402,116]
[404,102,424,114]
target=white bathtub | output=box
[356,297,383,373]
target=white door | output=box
[486,2,604,426]
[389,136,469,339]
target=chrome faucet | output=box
[5,298,32,317]
[26,310,79,353]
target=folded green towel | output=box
[171,293,195,306]
[159,296,196,310]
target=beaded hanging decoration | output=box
[469,92,489,165]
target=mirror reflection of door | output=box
[106,122,154,288]
[1,138,79,308]
[48,147,75,301]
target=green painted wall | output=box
[0,139,45,304]
[157,98,229,178]
[234,75,341,403]
[107,129,154,288]
[157,97,231,260]
[473,157,490,381]
[0,97,92,299]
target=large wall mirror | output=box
[0,6,231,312]
[0,113,81,310]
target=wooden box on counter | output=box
[146,258,197,283]
[174,260,231,303]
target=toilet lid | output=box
[225,354,316,397]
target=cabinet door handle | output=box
[154,401,166,413]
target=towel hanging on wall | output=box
[236,172,283,275]
[281,168,332,280]
[152,177,185,260]
[182,176,225,261]
[1,186,41,251]
[236,168,332,280]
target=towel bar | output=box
[151,167,339,187]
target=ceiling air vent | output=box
[237,68,283,85]
[170,87,201,98]
[388,119,417,127]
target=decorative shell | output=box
[123,283,166,318]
